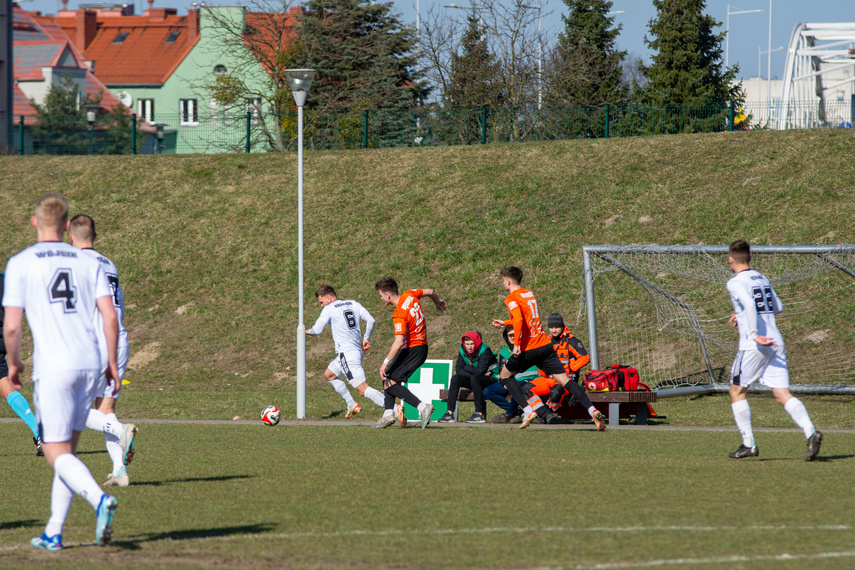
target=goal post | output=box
[581,244,855,395]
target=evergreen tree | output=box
[442,14,503,144]
[639,0,743,133]
[446,15,503,109]
[31,74,93,155]
[544,0,627,106]
[30,74,133,154]
[294,0,427,113]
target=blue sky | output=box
[22,0,855,80]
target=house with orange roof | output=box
[11,5,123,153]
[37,2,300,153]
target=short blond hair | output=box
[34,193,69,231]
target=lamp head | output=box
[285,69,317,107]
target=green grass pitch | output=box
[2,421,854,569]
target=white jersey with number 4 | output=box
[307,300,375,354]
[726,269,784,351]
[2,241,112,378]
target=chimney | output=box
[187,9,200,43]
[76,9,98,50]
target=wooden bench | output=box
[439,388,657,426]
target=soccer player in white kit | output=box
[3,193,121,550]
[726,240,823,461]
[305,285,386,417]
[69,214,138,487]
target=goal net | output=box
[580,245,855,391]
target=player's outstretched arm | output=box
[421,288,447,312]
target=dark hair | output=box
[315,284,336,298]
[69,214,96,241]
[374,278,398,295]
[502,325,514,348]
[500,266,523,284]
[729,240,751,264]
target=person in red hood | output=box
[437,331,498,423]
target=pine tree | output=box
[442,14,503,144]
[289,0,427,147]
[544,0,627,106]
[31,74,93,155]
[294,0,426,112]
[640,0,744,133]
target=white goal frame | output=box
[582,244,855,395]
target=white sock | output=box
[86,409,124,438]
[587,405,598,418]
[53,453,104,510]
[44,471,73,537]
[417,402,427,413]
[784,397,815,438]
[731,399,756,447]
[522,405,532,416]
[363,386,386,408]
[329,379,357,408]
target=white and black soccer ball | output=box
[261,405,281,426]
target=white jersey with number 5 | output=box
[2,241,111,378]
[307,299,375,354]
[726,269,784,351]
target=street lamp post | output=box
[83,104,100,155]
[726,5,763,70]
[153,123,167,154]
[285,68,316,420]
[767,0,773,105]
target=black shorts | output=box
[386,345,429,384]
[0,353,7,379]
[504,344,565,376]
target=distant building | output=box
[736,23,855,130]
[11,5,121,153]
[36,2,300,153]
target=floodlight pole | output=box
[286,69,316,420]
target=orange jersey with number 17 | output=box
[392,289,427,348]
[503,288,549,352]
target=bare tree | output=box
[419,0,546,141]
[194,1,301,152]
[421,0,545,106]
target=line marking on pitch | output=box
[1,525,852,556]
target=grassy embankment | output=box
[1,129,853,424]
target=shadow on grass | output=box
[112,523,276,550]
[323,410,345,419]
[131,474,255,487]
[0,520,41,531]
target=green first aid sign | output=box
[402,360,453,421]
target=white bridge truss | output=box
[779,23,855,129]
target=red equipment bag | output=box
[583,369,618,392]
[610,364,640,391]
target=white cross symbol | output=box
[407,366,445,405]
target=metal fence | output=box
[4,100,853,155]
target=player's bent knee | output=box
[355,382,369,395]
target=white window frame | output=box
[180,98,199,126]
[137,99,154,123]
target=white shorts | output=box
[97,342,130,399]
[731,346,790,389]
[33,369,100,443]
[327,350,367,388]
